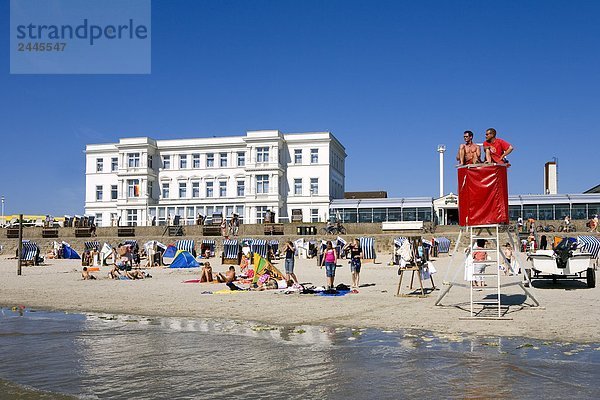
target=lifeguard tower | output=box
[435,164,539,319]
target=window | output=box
[162,183,170,199]
[147,155,153,169]
[256,206,268,223]
[95,213,103,227]
[179,154,187,169]
[294,178,302,195]
[127,179,140,198]
[235,206,244,222]
[237,152,245,167]
[311,208,319,223]
[95,185,103,201]
[192,182,200,198]
[111,157,118,171]
[148,181,153,199]
[162,155,171,169]
[179,182,187,198]
[96,158,103,172]
[193,153,200,168]
[126,209,138,227]
[256,175,269,194]
[237,180,245,197]
[256,147,269,163]
[310,148,318,164]
[294,149,302,164]
[206,153,214,167]
[111,185,118,200]
[220,153,227,167]
[127,153,140,168]
[310,178,318,195]
[206,181,214,197]
[219,181,227,197]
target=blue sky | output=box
[1,0,599,215]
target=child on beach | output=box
[321,241,337,290]
[472,239,488,287]
[82,266,96,280]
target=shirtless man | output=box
[483,128,513,165]
[457,130,481,165]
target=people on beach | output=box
[82,266,97,280]
[345,238,363,290]
[200,262,214,283]
[229,214,239,236]
[589,215,598,233]
[472,239,488,287]
[483,128,513,165]
[321,241,337,290]
[282,241,298,284]
[501,243,515,276]
[540,235,548,250]
[457,130,481,165]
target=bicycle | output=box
[558,224,576,233]
[321,223,346,235]
[536,224,556,233]
[421,224,436,234]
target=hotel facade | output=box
[85,130,346,227]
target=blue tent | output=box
[169,250,200,268]
[62,242,80,259]
[162,244,178,265]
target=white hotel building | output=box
[85,130,346,227]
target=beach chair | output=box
[20,241,40,266]
[251,239,268,258]
[222,239,242,265]
[359,237,376,264]
[200,239,216,258]
[176,239,195,257]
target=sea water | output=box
[1,308,599,399]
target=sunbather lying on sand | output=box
[82,267,97,280]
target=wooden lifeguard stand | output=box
[435,164,539,319]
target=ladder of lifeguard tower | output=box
[468,224,503,318]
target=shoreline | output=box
[1,255,599,344]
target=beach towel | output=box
[317,289,350,297]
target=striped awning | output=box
[435,237,451,253]
[223,239,240,259]
[578,236,600,258]
[176,240,195,253]
[359,237,376,260]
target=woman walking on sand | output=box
[321,241,337,290]
[344,238,363,291]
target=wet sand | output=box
[0,253,598,343]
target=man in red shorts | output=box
[457,130,481,165]
[483,128,513,165]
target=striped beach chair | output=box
[21,241,39,266]
[577,235,600,259]
[201,239,216,258]
[84,241,100,251]
[251,239,268,258]
[176,239,195,257]
[335,236,347,258]
[222,239,241,265]
[359,237,376,263]
[268,240,279,258]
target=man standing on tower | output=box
[483,128,513,165]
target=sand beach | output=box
[1,252,598,344]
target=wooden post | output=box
[17,213,23,276]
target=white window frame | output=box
[95,185,103,201]
[179,154,187,169]
[294,149,302,164]
[96,158,103,172]
[294,178,302,195]
[162,183,170,199]
[179,182,187,198]
[192,181,200,198]
[311,208,319,223]
[237,180,245,197]
[162,155,171,169]
[127,179,140,198]
[111,185,118,200]
[219,181,227,197]
[220,153,227,167]
[310,148,318,164]
[192,153,200,168]
[256,175,269,194]
[128,153,140,168]
[127,209,138,227]
[206,153,214,167]
[111,157,118,172]
[206,181,214,197]
[237,151,245,167]
[256,147,269,163]
[310,178,318,195]
[95,213,103,227]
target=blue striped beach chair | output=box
[21,241,40,265]
[268,240,279,258]
[84,241,100,251]
[251,239,268,258]
[577,235,600,259]
[359,237,376,263]
[176,239,196,257]
[222,239,241,265]
[201,239,216,258]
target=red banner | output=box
[458,165,509,226]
